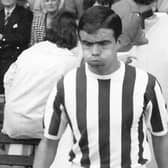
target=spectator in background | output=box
[122,0,168,106]
[83,0,114,10]
[0,0,33,94]
[64,0,83,19]
[2,10,81,167]
[2,9,80,140]
[30,0,64,46]
[112,0,149,52]
[64,0,119,19]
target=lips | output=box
[87,59,104,66]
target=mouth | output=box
[87,59,104,66]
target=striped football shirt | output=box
[44,62,168,168]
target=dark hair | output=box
[83,0,114,10]
[45,10,78,50]
[78,6,122,41]
[134,0,156,5]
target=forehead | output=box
[79,28,115,42]
[44,0,59,2]
[1,0,16,2]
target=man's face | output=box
[80,28,119,75]
[1,0,16,7]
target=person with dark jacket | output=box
[0,0,33,94]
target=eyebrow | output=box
[81,40,112,45]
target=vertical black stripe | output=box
[57,77,77,161]
[145,74,163,132]
[98,79,110,168]
[58,78,77,143]
[48,77,64,135]
[138,114,148,164]
[121,65,135,168]
[76,64,90,168]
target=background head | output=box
[41,0,64,13]
[78,5,122,42]
[1,0,16,8]
[45,10,78,49]
[134,0,156,5]
[83,0,115,10]
[134,0,157,12]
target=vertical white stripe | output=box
[109,65,125,167]
[131,69,150,166]
[64,70,82,164]
[142,117,151,162]
[86,76,100,168]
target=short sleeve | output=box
[144,76,168,136]
[44,78,68,140]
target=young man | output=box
[0,0,33,94]
[33,6,168,168]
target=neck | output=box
[47,11,56,17]
[46,13,55,29]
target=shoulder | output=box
[63,65,78,82]
[128,64,157,86]
[16,5,33,17]
[125,64,151,79]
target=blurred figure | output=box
[2,9,80,139]
[0,0,33,94]
[112,0,149,52]
[64,0,119,19]
[83,0,114,9]
[123,0,168,106]
[64,0,83,19]
[2,10,81,167]
[156,0,168,12]
[30,0,64,46]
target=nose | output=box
[91,44,100,57]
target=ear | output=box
[116,34,133,52]
[115,37,122,51]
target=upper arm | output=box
[144,77,168,136]
[44,78,68,140]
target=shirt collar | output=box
[5,5,16,16]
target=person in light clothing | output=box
[2,10,81,167]
[119,0,168,106]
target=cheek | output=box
[101,48,114,57]
[83,50,91,60]
[82,47,91,57]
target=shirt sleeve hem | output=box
[151,129,168,136]
[44,132,60,140]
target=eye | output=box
[82,41,93,47]
[98,41,111,46]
